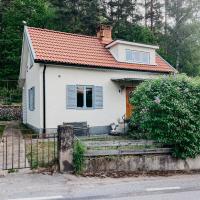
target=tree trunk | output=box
[164,0,168,34]
[176,50,180,72]
[144,0,147,27]
[150,0,153,31]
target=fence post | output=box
[57,125,74,173]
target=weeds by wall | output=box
[73,140,86,174]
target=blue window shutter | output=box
[28,89,31,110]
[32,87,35,110]
[94,86,103,109]
[66,85,77,109]
[28,87,35,111]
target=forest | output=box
[1,0,200,81]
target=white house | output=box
[19,25,176,134]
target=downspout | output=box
[43,65,47,134]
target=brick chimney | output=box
[97,25,112,44]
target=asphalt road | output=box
[1,171,200,200]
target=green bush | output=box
[129,74,200,159]
[0,87,21,105]
[73,140,86,174]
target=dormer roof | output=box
[106,40,159,49]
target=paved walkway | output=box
[0,121,29,170]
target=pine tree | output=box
[50,0,101,35]
[164,0,169,35]
[143,0,163,33]
[102,0,141,37]
[160,0,200,75]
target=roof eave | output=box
[34,59,174,74]
[156,53,178,74]
[106,40,159,49]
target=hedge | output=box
[129,74,200,159]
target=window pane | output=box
[77,86,84,107]
[142,52,150,64]
[126,49,132,61]
[86,87,93,107]
[134,51,140,63]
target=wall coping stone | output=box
[84,148,171,157]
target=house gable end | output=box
[19,26,36,84]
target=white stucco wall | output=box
[22,82,27,124]
[109,43,156,65]
[25,61,43,129]
[44,65,162,129]
[20,33,43,130]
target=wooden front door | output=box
[126,87,135,119]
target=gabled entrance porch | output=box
[111,77,152,119]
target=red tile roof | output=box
[27,27,175,73]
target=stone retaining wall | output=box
[0,105,22,121]
[84,153,200,173]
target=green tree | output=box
[144,0,163,33]
[0,0,55,80]
[159,0,200,76]
[112,22,157,45]
[50,0,101,35]
[0,0,12,33]
[103,0,142,34]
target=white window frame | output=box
[76,85,93,109]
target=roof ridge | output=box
[27,26,98,39]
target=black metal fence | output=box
[0,129,59,170]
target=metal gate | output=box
[0,130,58,170]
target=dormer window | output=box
[125,49,150,64]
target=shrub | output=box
[73,140,86,174]
[0,87,21,105]
[129,74,200,159]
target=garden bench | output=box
[63,122,90,136]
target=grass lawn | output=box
[79,134,162,153]
[0,125,5,137]
[78,135,131,141]
[19,123,58,169]
[26,140,58,169]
